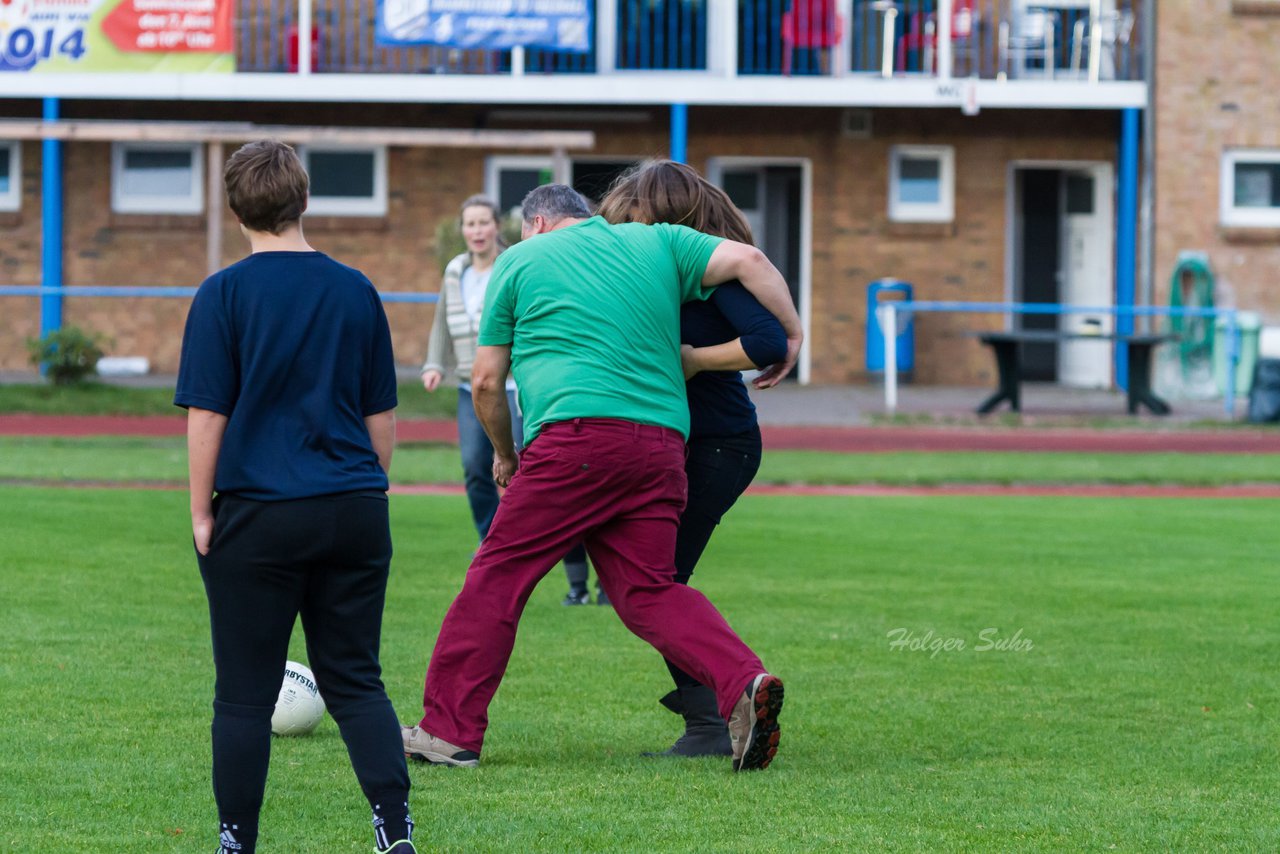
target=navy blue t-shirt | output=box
[682,282,788,439]
[174,251,398,501]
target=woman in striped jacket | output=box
[421,194,595,603]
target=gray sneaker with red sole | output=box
[727,674,784,772]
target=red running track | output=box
[4,414,1280,454]
[9,480,1280,498]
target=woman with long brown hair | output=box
[598,160,796,758]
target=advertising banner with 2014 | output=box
[0,0,234,72]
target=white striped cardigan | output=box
[420,252,489,384]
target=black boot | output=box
[643,685,732,757]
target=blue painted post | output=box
[669,103,687,164]
[1115,107,1139,390]
[40,97,63,340]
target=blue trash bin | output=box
[866,279,915,376]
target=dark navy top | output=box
[683,282,788,439]
[174,251,398,501]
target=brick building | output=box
[1154,0,1280,316]
[0,0,1155,387]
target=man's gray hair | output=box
[521,184,591,223]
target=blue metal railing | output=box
[0,285,437,304]
[845,0,944,76]
[620,0,706,69]
[232,0,1142,79]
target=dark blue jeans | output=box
[667,427,763,688]
[457,386,520,540]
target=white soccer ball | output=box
[271,660,326,736]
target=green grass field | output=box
[2,483,1278,851]
[4,435,1280,487]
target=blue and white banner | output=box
[376,0,591,53]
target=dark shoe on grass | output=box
[642,685,732,757]
[595,587,611,607]
[727,674,783,772]
[562,589,591,606]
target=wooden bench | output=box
[972,331,1176,415]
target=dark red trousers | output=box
[419,418,766,752]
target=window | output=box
[301,146,387,216]
[0,141,20,211]
[1233,0,1280,15]
[571,160,639,204]
[486,156,640,215]
[888,145,954,223]
[111,143,203,214]
[1221,149,1280,227]
[486,156,555,215]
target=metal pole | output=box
[512,46,526,76]
[836,0,853,78]
[1116,107,1139,390]
[881,8,897,78]
[1088,0,1102,83]
[719,0,738,78]
[1138,0,1156,332]
[298,0,312,75]
[40,97,63,341]
[670,104,688,164]
[206,141,224,277]
[596,0,616,74]
[1046,18,1055,80]
[551,147,569,184]
[937,0,952,80]
[1225,310,1239,418]
[880,303,898,414]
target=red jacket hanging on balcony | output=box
[781,0,842,75]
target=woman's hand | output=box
[752,333,802,389]
[681,344,700,380]
[422,369,443,393]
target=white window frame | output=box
[0,141,20,212]
[485,155,556,216]
[1221,148,1280,228]
[889,145,955,223]
[300,145,388,217]
[111,142,204,215]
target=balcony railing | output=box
[235,0,1143,82]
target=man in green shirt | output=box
[405,184,802,773]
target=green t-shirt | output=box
[478,216,723,445]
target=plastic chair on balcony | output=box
[1069,9,1134,80]
[999,7,1057,79]
[895,1,980,77]
[895,12,935,74]
[285,24,321,72]
[949,0,981,76]
[781,0,843,76]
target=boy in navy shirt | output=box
[176,140,414,854]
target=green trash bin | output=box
[1214,311,1262,397]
